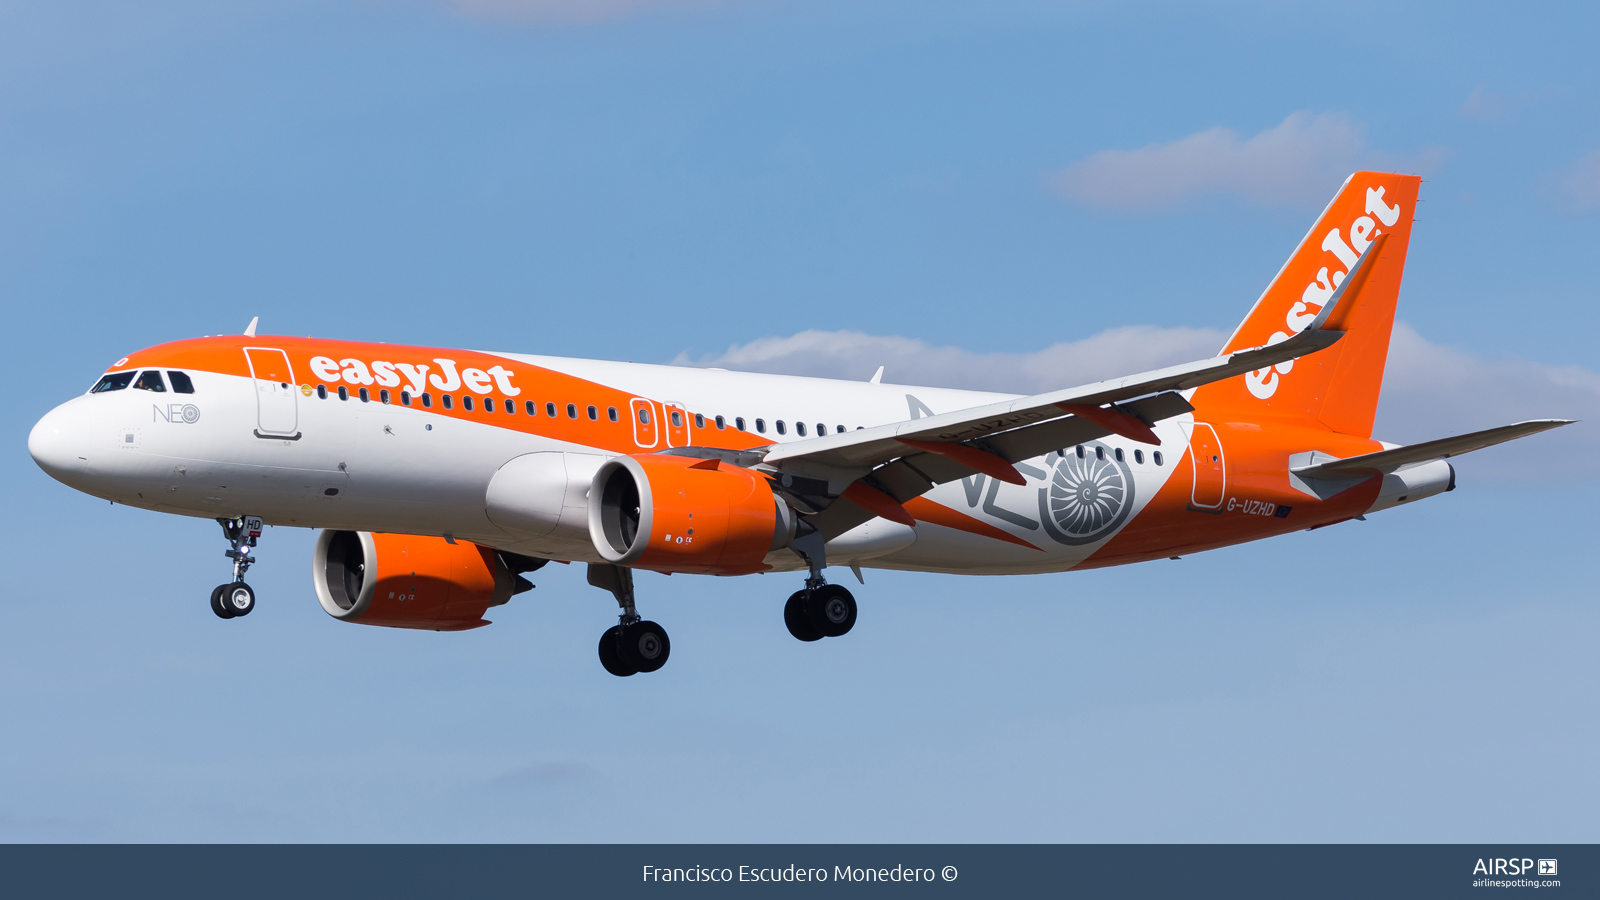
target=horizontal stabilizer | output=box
[1291,419,1574,479]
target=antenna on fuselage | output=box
[243,316,259,337]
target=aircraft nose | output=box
[29,401,91,483]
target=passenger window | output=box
[755,418,766,433]
[715,415,725,430]
[587,405,598,421]
[1075,445,1084,459]
[1114,447,1124,462]
[504,398,514,415]
[401,390,412,406]
[694,413,705,429]
[317,384,328,400]
[133,371,166,392]
[486,398,497,412]
[736,417,746,431]
[1153,451,1164,466]
[1134,449,1144,464]
[796,422,807,436]
[380,389,391,404]
[91,371,136,393]
[422,392,433,408]
[525,400,536,416]
[608,406,618,422]
[462,396,473,411]
[638,408,650,425]
[837,425,845,434]
[338,385,349,401]
[776,420,787,435]
[1095,447,1104,460]
[442,394,453,410]
[816,423,824,436]
[166,371,195,394]
[567,403,577,419]
[547,402,557,417]
[359,388,370,403]
[670,411,682,427]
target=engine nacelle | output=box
[312,530,520,631]
[589,455,795,575]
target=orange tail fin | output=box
[1193,171,1421,438]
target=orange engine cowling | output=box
[312,531,523,631]
[588,455,796,575]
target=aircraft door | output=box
[1188,422,1225,509]
[630,398,659,449]
[663,402,689,447]
[244,347,301,439]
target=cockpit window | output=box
[167,371,195,394]
[133,370,167,392]
[91,371,136,393]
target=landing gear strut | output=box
[589,563,670,677]
[211,515,262,620]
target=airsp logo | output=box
[153,404,201,424]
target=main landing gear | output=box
[784,578,858,642]
[782,530,858,642]
[589,563,670,678]
[211,515,262,620]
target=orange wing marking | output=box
[902,497,1042,551]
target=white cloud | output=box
[673,325,1226,394]
[1052,112,1408,210]
[1559,149,1600,212]
[677,324,1594,482]
[440,0,723,25]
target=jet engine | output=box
[311,530,530,631]
[589,455,796,575]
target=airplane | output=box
[27,171,1571,676]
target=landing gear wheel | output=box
[784,591,823,642]
[222,582,255,617]
[623,620,671,673]
[210,584,235,620]
[805,584,857,638]
[598,625,638,677]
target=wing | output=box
[739,238,1395,544]
[1291,419,1574,479]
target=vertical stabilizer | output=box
[1192,172,1421,438]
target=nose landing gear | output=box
[211,515,262,620]
[589,563,671,677]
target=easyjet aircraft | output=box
[28,172,1569,676]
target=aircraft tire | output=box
[223,582,256,617]
[210,584,235,619]
[784,591,822,642]
[598,625,637,677]
[623,620,670,673]
[806,584,857,638]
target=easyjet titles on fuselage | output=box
[307,355,522,398]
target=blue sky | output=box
[2,0,1596,840]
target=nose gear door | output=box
[1188,422,1225,509]
[244,347,301,439]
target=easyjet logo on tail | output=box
[308,356,522,397]
[1245,185,1404,400]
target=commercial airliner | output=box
[28,172,1569,676]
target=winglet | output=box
[869,366,885,384]
[244,316,259,337]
